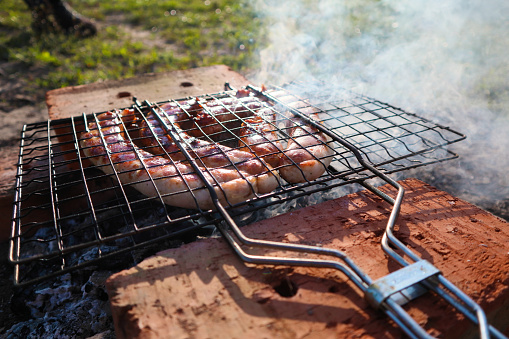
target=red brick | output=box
[106,178,509,338]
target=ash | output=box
[4,270,115,339]
[3,220,202,339]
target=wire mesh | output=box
[9,83,465,286]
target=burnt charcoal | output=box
[10,291,33,321]
[4,272,114,338]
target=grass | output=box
[0,0,263,106]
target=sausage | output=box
[163,91,333,183]
[239,108,284,168]
[278,114,334,183]
[80,89,334,211]
[138,105,279,194]
[80,111,278,210]
[198,97,264,143]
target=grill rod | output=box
[146,87,501,339]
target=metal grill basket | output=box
[10,82,502,338]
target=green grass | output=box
[0,0,396,105]
[0,0,263,104]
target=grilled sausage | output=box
[239,108,284,168]
[192,96,265,142]
[166,91,333,183]
[278,115,334,183]
[80,111,278,210]
[138,105,280,194]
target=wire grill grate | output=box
[9,82,464,286]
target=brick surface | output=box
[106,178,509,338]
[46,65,249,120]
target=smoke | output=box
[250,0,509,213]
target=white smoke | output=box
[250,0,509,213]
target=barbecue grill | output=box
[10,82,504,338]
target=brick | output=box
[106,178,509,338]
[46,65,250,120]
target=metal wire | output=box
[253,85,505,338]
[9,84,464,283]
[256,85,504,338]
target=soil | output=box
[0,13,175,147]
